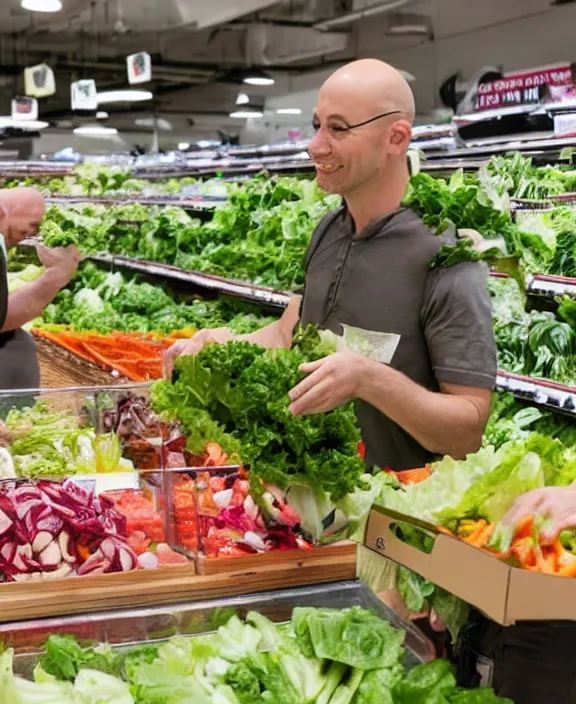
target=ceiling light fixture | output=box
[21,0,62,12]
[74,125,118,136]
[96,111,109,119]
[388,23,429,35]
[276,108,302,115]
[96,90,153,104]
[178,142,190,150]
[236,92,250,105]
[242,68,274,86]
[0,117,49,130]
[229,107,264,119]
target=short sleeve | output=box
[0,242,8,331]
[422,262,497,389]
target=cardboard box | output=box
[364,505,576,625]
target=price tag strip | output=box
[497,371,576,416]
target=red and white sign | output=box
[476,63,575,110]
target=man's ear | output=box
[387,120,412,156]
[0,203,9,243]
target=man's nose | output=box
[308,129,331,159]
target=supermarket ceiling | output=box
[0,0,571,134]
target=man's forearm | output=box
[2,269,67,332]
[238,295,301,349]
[356,358,487,459]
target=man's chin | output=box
[316,175,345,195]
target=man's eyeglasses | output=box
[344,110,403,130]
[312,110,403,133]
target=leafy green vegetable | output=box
[36,261,276,336]
[291,606,405,671]
[2,608,512,703]
[150,329,364,500]
[397,567,435,613]
[39,634,123,682]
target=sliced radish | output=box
[32,531,53,555]
[39,540,62,569]
[213,489,233,509]
[137,552,159,570]
[243,531,267,552]
[58,532,75,563]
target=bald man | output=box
[0,188,80,389]
[166,58,496,470]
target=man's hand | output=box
[163,327,234,378]
[36,244,81,286]
[503,485,576,543]
[288,352,366,415]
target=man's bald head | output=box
[0,187,45,247]
[309,59,415,204]
[320,59,415,124]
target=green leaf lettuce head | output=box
[150,331,364,500]
[291,606,405,671]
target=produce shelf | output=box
[91,253,292,309]
[45,195,225,210]
[0,541,357,623]
[496,371,576,416]
[490,271,576,299]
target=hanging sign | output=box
[71,79,98,111]
[127,52,152,84]
[11,97,38,121]
[476,63,576,111]
[24,64,56,98]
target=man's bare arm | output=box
[2,270,68,333]
[238,295,301,349]
[2,244,80,333]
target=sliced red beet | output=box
[0,508,13,538]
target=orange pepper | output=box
[515,515,535,540]
[511,537,537,568]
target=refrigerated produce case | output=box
[3,580,436,673]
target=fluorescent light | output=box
[276,108,302,115]
[229,108,264,119]
[96,111,109,119]
[0,117,48,130]
[388,24,429,35]
[97,90,153,104]
[21,0,62,11]
[242,68,274,86]
[74,125,118,136]
[197,140,216,148]
[236,92,250,105]
[244,76,274,86]
[178,142,190,150]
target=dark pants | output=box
[457,610,576,703]
[0,329,40,391]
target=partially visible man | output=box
[458,486,576,703]
[0,188,80,389]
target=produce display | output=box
[3,163,227,198]
[38,177,338,290]
[36,262,275,337]
[490,276,576,386]
[0,478,138,582]
[7,149,576,700]
[0,606,509,703]
[1,401,131,479]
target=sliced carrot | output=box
[393,466,431,485]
